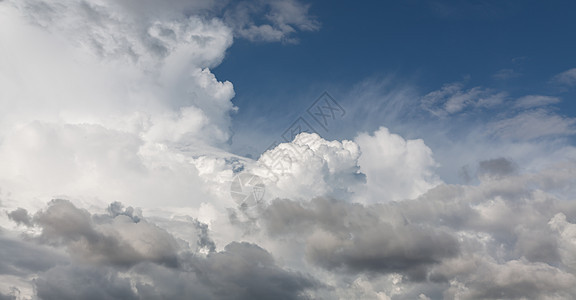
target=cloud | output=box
[263,198,460,280]
[35,265,139,300]
[0,0,242,213]
[34,199,180,267]
[492,68,522,80]
[487,109,576,140]
[477,157,517,180]
[2,0,576,298]
[552,68,576,87]
[34,242,317,300]
[0,235,67,277]
[255,157,576,298]
[355,127,441,202]
[3,136,576,298]
[222,0,320,43]
[6,209,32,227]
[514,95,561,109]
[2,200,318,299]
[421,82,507,117]
[256,132,365,200]
[437,258,576,299]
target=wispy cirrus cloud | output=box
[552,68,576,87]
[421,82,507,117]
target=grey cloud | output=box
[105,202,141,223]
[34,199,179,267]
[222,0,319,43]
[174,242,317,300]
[263,198,460,279]
[400,179,576,260]
[2,200,318,299]
[147,215,217,254]
[0,291,17,300]
[191,218,216,253]
[6,208,32,227]
[441,259,576,299]
[477,157,517,179]
[259,163,576,298]
[34,241,316,300]
[0,235,67,276]
[3,167,576,299]
[36,265,139,300]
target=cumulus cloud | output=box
[255,156,576,298]
[0,0,244,215]
[2,200,317,299]
[33,241,317,300]
[2,0,576,299]
[355,127,441,202]
[256,132,365,200]
[6,209,32,227]
[263,198,460,279]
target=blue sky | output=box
[217,0,576,171]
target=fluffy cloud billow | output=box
[2,0,576,299]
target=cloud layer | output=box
[1,0,576,299]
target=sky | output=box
[1,0,576,299]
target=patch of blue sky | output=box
[214,0,576,182]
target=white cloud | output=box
[552,68,576,87]
[549,213,576,271]
[2,0,576,299]
[0,0,243,216]
[355,127,441,203]
[421,82,506,117]
[492,68,522,80]
[514,95,561,109]
[256,133,364,201]
[488,109,576,140]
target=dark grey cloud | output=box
[33,199,179,267]
[34,241,316,300]
[142,242,317,300]
[478,157,517,179]
[256,168,576,298]
[6,208,32,227]
[36,265,139,300]
[0,292,17,300]
[191,218,216,253]
[2,171,576,298]
[263,198,460,280]
[1,200,318,299]
[105,201,141,223]
[0,235,67,276]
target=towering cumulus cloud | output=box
[1,1,576,299]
